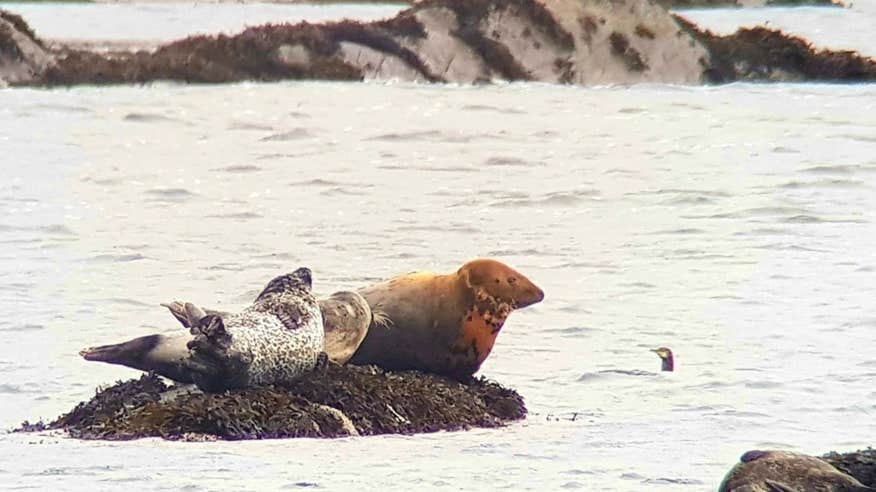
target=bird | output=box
[650,346,674,372]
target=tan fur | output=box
[348,258,544,380]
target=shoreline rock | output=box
[719,448,876,491]
[3,0,874,88]
[660,0,844,8]
[824,448,876,489]
[14,363,526,441]
[673,14,876,83]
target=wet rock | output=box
[0,10,54,86]
[658,0,842,7]
[824,448,876,488]
[674,14,876,83]
[15,363,526,441]
[720,449,876,492]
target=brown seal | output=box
[719,450,873,492]
[348,258,544,380]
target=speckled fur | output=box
[186,268,325,391]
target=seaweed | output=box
[609,32,649,72]
[673,13,876,83]
[16,363,527,441]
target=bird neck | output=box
[661,356,674,372]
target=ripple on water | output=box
[260,128,315,141]
[365,130,505,143]
[86,253,147,263]
[227,121,275,131]
[800,164,876,175]
[28,103,94,114]
[144,188,198,202]
[483,156,544,167]
[0,323,45,332]
[577,370,658,382]
[207,211,263,220]
[212,164,263,173]
[123,112,188,124]
[460,103,525,114]
[779,179,865,189]
[489,190,600,208]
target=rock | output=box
[674,14,876,83]
[0,10,54,86]
[719,449,876,492]
[824,448,876,488]
[657,0,843,7]
[0,0,872,87]
[14,363,527,441]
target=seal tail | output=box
[80,333,196,384]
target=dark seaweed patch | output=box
[16,364,526,441]
[673,14,876,83]
[609,32,648,72]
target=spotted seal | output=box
[81,267,326,392]
[347,258,544,380]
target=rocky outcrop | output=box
[658,0,843,8]
[674,14,876,83]
[15,363,526,441]
[0,10,54,86]
[719,450,874,492]
[825,449,876,489]
[0,0,873,87]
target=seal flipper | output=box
[185,315,250,393]
[80,334,195,384]
[163,301,227,328]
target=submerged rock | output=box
[15,363,526,441]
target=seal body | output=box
[719,450,873,492]
[348,258,544,380]
[82,268,325,392]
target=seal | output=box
[167,291,371,365]
[347,258,544,380]
[719,450,874,492]
[81,267,326,392]
[80,287,371,384]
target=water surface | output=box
[1,3,875,492]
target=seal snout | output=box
[514,282,544,309]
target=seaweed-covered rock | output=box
[15,363,526,441]
[658,0,842,7]
[0,10,54,86]
[674,14,876,83]
[2,0,872,87]
[824,448,876,488]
